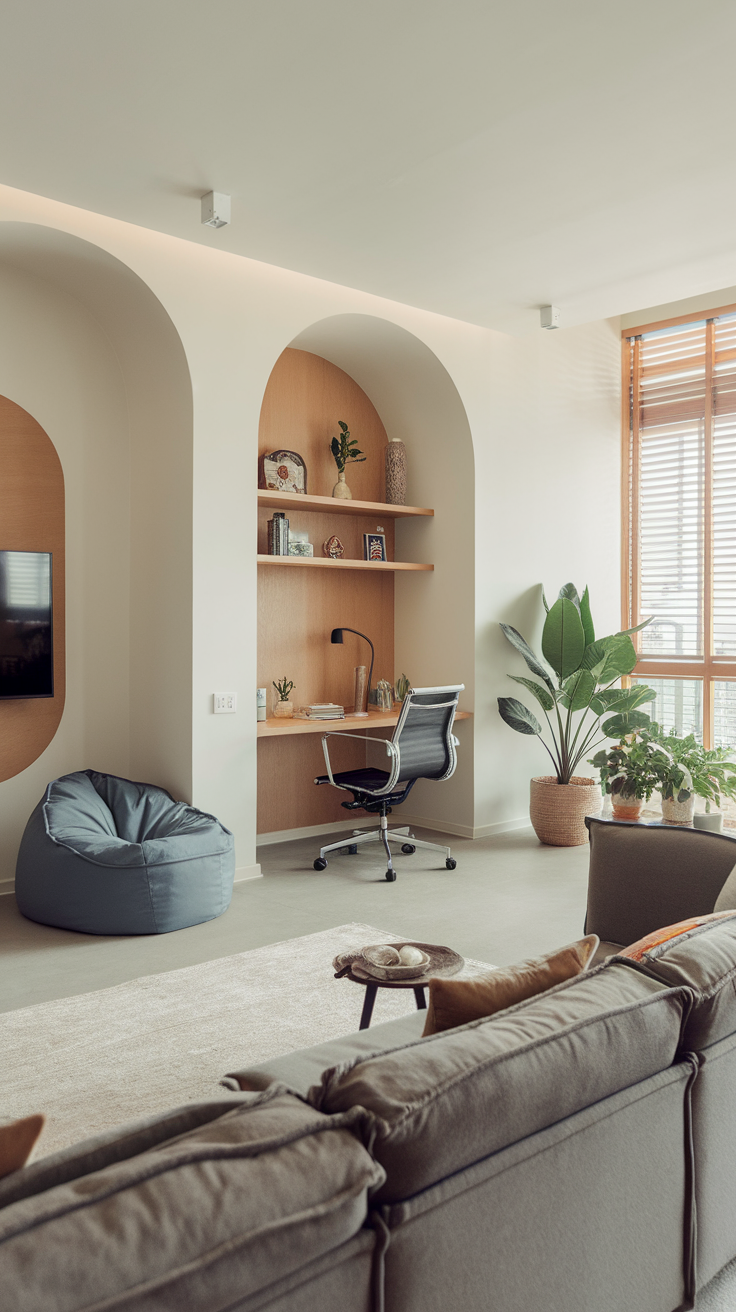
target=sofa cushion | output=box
[0,1089,383,1312]
[422,934,599,1035]
[713,863,736,911]
[228,1011,427,1098]
[616,910,736,1050]
[308,963,687,1204]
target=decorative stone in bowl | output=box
[360,943,430,980]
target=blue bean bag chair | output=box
[15,770,235,935]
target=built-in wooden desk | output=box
[257,709,472,737]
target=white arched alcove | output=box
[284,313,477,834]
[0,223,193,888]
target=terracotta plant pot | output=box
[529,776,602,847]
[661,793,695,826]
[611,794,644,822]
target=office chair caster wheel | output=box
[401,843,416,855]
[385,868,397,882]
[347,844,358,854]
[313,858,327,871]
[445,858,457,870]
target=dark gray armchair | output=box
[584,816,736,957]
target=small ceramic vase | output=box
[693,810,724,832]
[385,438,407,505]
[273,700,293,719]
[332,471,352,500]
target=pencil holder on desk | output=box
[353,665,368,718]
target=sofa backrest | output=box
[586,818,736,945]
[309,962,689,1204]
[614,911,736,1051]
[0,1089,382,1312]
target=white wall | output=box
[0,261,131,887]
[0,184,622,888]
[473,318,622,835]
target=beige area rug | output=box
[0,923,489,1157]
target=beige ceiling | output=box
[3,0,735,333]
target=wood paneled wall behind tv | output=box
[0,395,65,782]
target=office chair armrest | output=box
[321,733,397,786]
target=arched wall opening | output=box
[0,223,194,889]
[258,312,476,837]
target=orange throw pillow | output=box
[0,1114,45,1179]
[422,935,599,1037]
[619,911,736,963]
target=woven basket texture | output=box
[529,775,601,846]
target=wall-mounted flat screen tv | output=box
[0,551,53,699]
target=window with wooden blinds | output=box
[624,305,736,748]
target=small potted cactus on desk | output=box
[273,677,295,719]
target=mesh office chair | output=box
[313,684,463,881]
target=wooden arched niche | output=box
[0,395,65,780]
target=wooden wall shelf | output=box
[257,489,434,519]
[257,555,433,572]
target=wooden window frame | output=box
[622,301,736,748]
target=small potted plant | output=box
[272,677,295,719]
[646,727,736,830]
[498,582,655,845]
[589,735,665,820]
[330,421,365,500]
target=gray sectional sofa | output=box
[3,892,736,1309]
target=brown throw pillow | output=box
[422,935,599,1036]
[0,1114,45,1179]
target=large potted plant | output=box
[645,726,736,830]
[498,583,654,845]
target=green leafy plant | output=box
[330,421,365,474]
[644,725,736,812]
[273,677,294,702]
[589,735,667,803]
[498,582,655,785]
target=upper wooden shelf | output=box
[257,555,433,572]
[257,489,434,519]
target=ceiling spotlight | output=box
[201,191,231,229]
[540,305,560,330]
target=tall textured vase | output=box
[332,470,352,499]
[385,438,407,505]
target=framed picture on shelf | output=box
[259,449,307,494]
[363,532,387,562]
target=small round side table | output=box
[333,941,464,1029]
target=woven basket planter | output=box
[529,776,602,847]
[661,794,695,826]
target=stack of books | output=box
[267,512,289,555]
[295,703,345,720]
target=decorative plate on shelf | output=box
[259,449,307,494]
[323,535,345,559]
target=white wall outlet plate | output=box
[213,692,237,713]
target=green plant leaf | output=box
[541,598,586,679]
[542,588,549,614]
[499,624,554,690]
[595,685,656,713]
[602,709,652,738]
[618,617,654,636]
[580,586,595,647]
[558,583,581,611]
[581,633,637,683]
[508,675,555,712]
[559,668,596,711]
[497,697,542,736]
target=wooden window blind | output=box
[624,304,736,747]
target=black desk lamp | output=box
[331,628,375,711]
